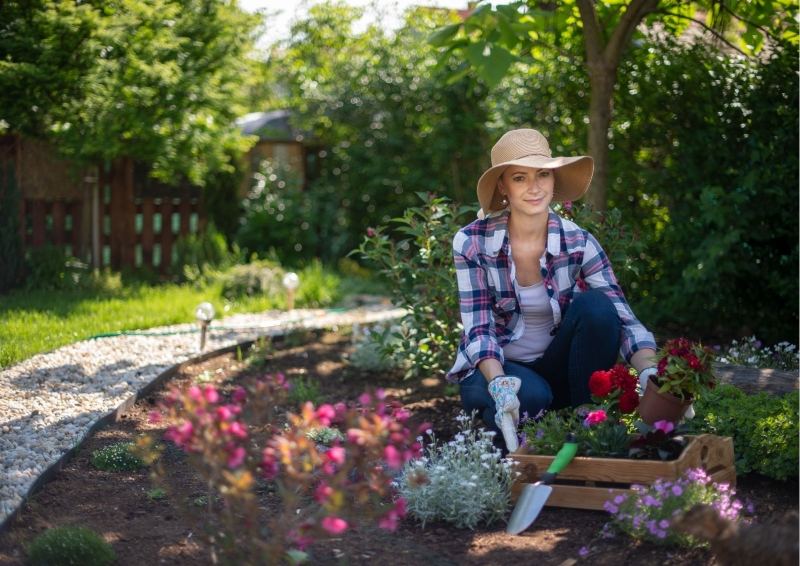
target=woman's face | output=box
[498,166,554,216]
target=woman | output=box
[446,128,660,447]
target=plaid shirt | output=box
[446,209,656,383]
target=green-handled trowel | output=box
[506,433,578,535]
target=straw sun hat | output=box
[477,129,594,213]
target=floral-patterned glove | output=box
[488,375,522,430]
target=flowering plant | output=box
[602,468,750,547]
[652,338,716,400]
[588,364,639,416]
[396,412,516,529]
[140,374,421,564]
[581,409,630,458]
[628,420,689,461]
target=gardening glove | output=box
[488,375,521,429]
[683,403,695,420]
[638,367,658,396]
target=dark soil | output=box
[0,331,796,565]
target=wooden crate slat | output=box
[511,482,631,510]
[511,453,678,484]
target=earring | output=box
[500,196,509,206]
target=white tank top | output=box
[502,280,555,363]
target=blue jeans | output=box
[459,289,621,435]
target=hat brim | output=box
[477,155,594,213]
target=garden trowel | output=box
[506,434,578,535]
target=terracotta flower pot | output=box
[638,377,692,425]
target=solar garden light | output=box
[195,301,216,351]
[282,272,300,310]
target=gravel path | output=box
[0,305,405,526]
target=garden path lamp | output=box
[283,272,300,310]
[195,301,216,352]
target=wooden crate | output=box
[509,434,736,511]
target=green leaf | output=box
[428,23,461,47]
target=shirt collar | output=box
[483,208,562,257]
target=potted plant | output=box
[639,338,716,425]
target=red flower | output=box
[619,390,639,414]
[589,370,613,397]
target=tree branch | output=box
[717,3,785,44]
[656,10,750,57]
[576,0,604,66]
[606,0,660,67]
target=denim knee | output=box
[570,290,620,330]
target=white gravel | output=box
[0,305,405,525]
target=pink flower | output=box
[227,446,246,469]
[358,392,372,406]
[653,420,675,434]
[321,516,348,535]
[188,385,203,402]
[383,445,403,470]
[314,482,334,503]
[261,447,279,479]
[583,409,608,427]
[315,404,336,426]
[203,385,219,404]
[346,428,366,445]
[232,386,247,404]
[148,410,162,424]
[325,446,346,465]
[366,227,376,237]
[378,499,406,531]
[216,406,234,421]
[228,421,248,439]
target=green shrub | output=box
[173,223,239,282]
[24,246,92,291]
[287,376,322,407]
[217,259,285,300]
[27,526,115,566]
[354,193,471,379]
[687,384,799,480]
[91,442,145,472]
[296,259,341,307]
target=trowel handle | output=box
[540,433,578,484]
[500,412,519,453]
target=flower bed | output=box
[509,434,735,510]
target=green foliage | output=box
[296,259,341,308]
[612,38,798,342]
[287,377,322,407]
[522,409,582,455]
[146,487,167,501]
[0,0,259,184]
[173,223,239,282]
[263,4,490,261]
[354,193,472,379]
[217,259,284,301]
[23,246,93,291]
[583,421,631,458]
[91,442,145,472]
[686,385,799,480]
[305,426,345,446]
[27,526,115,566]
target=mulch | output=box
[0,331,796,565]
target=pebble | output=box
[0,305,405,527]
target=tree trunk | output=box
[586,67,615,212]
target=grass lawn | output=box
[0,266,384,369]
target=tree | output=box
[432,0,797,210]
[0,0,261,185]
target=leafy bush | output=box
[354,193,472,379]
[172,223,239,282]
[24,246,92,290]
[348,324,400,372]
[27,526,115,566]
[396,412,515,529]
[91,442,145,472]
[296,259,342,307]
[217,259,285,300]
[686,385,798,480]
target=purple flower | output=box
[613,495,625,505]
[643,495,661,507]
[603,501,619,514]
[656,530,667,539]
[658,519,670,529]
[578,546,590,557]
[535,429,545,439]
[653,420,674,434]
[671,484,683,496]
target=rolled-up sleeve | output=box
[450,232,504,378]
[580,233,656,362]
